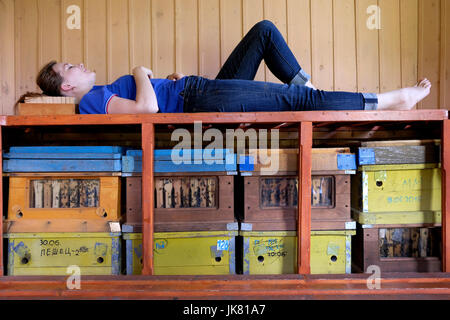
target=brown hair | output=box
[36,60,63,96]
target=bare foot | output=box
[377,79,431,110]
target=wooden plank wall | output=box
[0,0,448,115]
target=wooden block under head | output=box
[17,103,77,115]
[23,96,76,104]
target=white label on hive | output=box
[217,240,229,251]
[109,222,121,233]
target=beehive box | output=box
[122,231,237,275]
[357,139,441,166]
[6,176,121,232]
[241,230,355,275]
[122,149,237,232]
[240,148,356,231]
[352,224,442,273]
[243,175,353,231]
[122,148,237,174]
[123,175,235,232]
[351,163,441,224]
[239,148,356,174]
[5,232,121,275]
[3,146,124,172]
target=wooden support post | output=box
[0,125,3,276]
[442,120,450,272]
[141,122,155,275]
[297,122,312,274]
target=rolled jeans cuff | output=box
[363,93,378,110]
[289,69,311,86]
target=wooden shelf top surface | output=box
[1,109,448,126]
[0,273,449,299]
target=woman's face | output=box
[53,62,96,94]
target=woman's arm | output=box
[108,66,159,114]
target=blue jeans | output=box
[183,20,378,112]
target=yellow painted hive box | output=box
[122,231,237,275]
[241,230,355,275]
[7,176,121,231]
[5,232,121,275]
[352,164,441,225]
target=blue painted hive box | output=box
[122,148,237,174]
[3,146,124,172]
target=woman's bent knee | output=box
[252,20,277,33]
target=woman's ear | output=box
[60,83,73,92]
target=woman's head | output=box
[36,60,63,96]
[36,61,96,98]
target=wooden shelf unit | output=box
[0,110,449,299]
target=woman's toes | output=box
[417,79,432,89]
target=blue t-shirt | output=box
[79,75,186,114]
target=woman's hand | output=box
[107,66,159,114]
[166,72,185,81]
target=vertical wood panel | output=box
[441,0,449,110]
[175,0,198,76]
[355,0,380,93]
[242,0,265,81]
[15,0,39,98]
[418,0,441,109]
[311,0,334,91]
[61,0,83,65]
[220,0,243,68]
[199,0,221,78]
[1,0,448,114]
[333,0,357,91]
[152,0,175,78]
[129,0,151,74]
[0,0,15,115]
[400,0,418,88]
[108,0,129,82]
[38,0,61,67]
[85,0,107,85]
[287,0,312,87]
[263,0,286,83]
[379,0,402,91]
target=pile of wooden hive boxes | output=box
[3,146,123,275]
[351,140,442,272]
[121,148,239,275]
[239,148,357,274]
[2,140,442,275]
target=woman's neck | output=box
[73,84,94,104]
